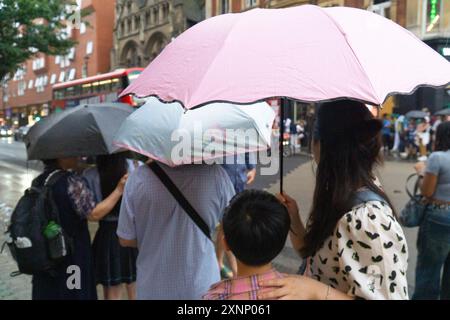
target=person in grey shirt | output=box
[117,161,235,300]
[413,121,450,300]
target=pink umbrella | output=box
[120,5,450,108]
[120,5,450,192]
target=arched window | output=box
[163,3,169,21]
[135,15,141,30]
[153,7,159,24]
[127,18,132,33]
[145,11,151,26]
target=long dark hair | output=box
[434,121,450,152]
[302,100,396,257]
[96,153,128,201]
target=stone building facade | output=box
[111,0,205,69]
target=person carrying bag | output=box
[399,173,429,228]
[408,122,450,300]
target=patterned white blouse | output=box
[308,200,409,300]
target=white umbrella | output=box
[113,97,275,166]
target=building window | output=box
[368,0,392,18]
[68,48,76,60]
[135,15,141,30]
[128,18,132,32]
[59,55,70,68]
[18,81,26,96]
[68,68,76,81]
[80,22,87,34]
[86,41,94,55]
[50,74,57,84]
[221,0,229,14]
[163,3,169,21]
[36,76,46,93]
[59,71,66,83]
[13,68,25,81]
[32,57,45,71]
[145,11,151,26]
[82,63,88,78]
[153,7,159,24]
[245,0,257,8]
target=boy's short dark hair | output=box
[222,189,290,267]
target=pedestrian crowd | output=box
[381,109,450,161]
[9,101,450,301]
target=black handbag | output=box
[399,173,428,228]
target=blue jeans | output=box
[413,205,450,300]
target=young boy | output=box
[203,189,291,300]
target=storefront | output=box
[8,103,50,127]
[395,37,450,115]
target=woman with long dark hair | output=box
[259,100,408,300]
[83,153,138,300]
[413,121,450,299]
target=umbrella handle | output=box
[279,99,285,194]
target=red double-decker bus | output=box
[51,68,144,110]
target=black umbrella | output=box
[405,110,427,119]
[435,108,450,116]
[24,103,135,160]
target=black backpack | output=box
[4,170,73,275]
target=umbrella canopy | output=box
[113,97,275,167]
[405,110,428,119]
[435,108,450,116]
[25,103,135,160]
[120,5,450,109]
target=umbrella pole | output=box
[279,98,285,194]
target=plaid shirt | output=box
[203,269,284,300]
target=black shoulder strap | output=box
[42,170,67,224]
[148,162,212,241]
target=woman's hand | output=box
[258,275,325,300]
[258,275,353,300]
[246,168,256,185]
[115,174,129,195]
[276,192,305,252]
[276,192,299,220]
[414,161,426,176]
[88,174,129,222]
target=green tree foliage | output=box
[0,0,86,81]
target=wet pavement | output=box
[0,138,40,300]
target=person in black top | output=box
[83,153,137,300]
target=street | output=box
[0,138,418,299]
